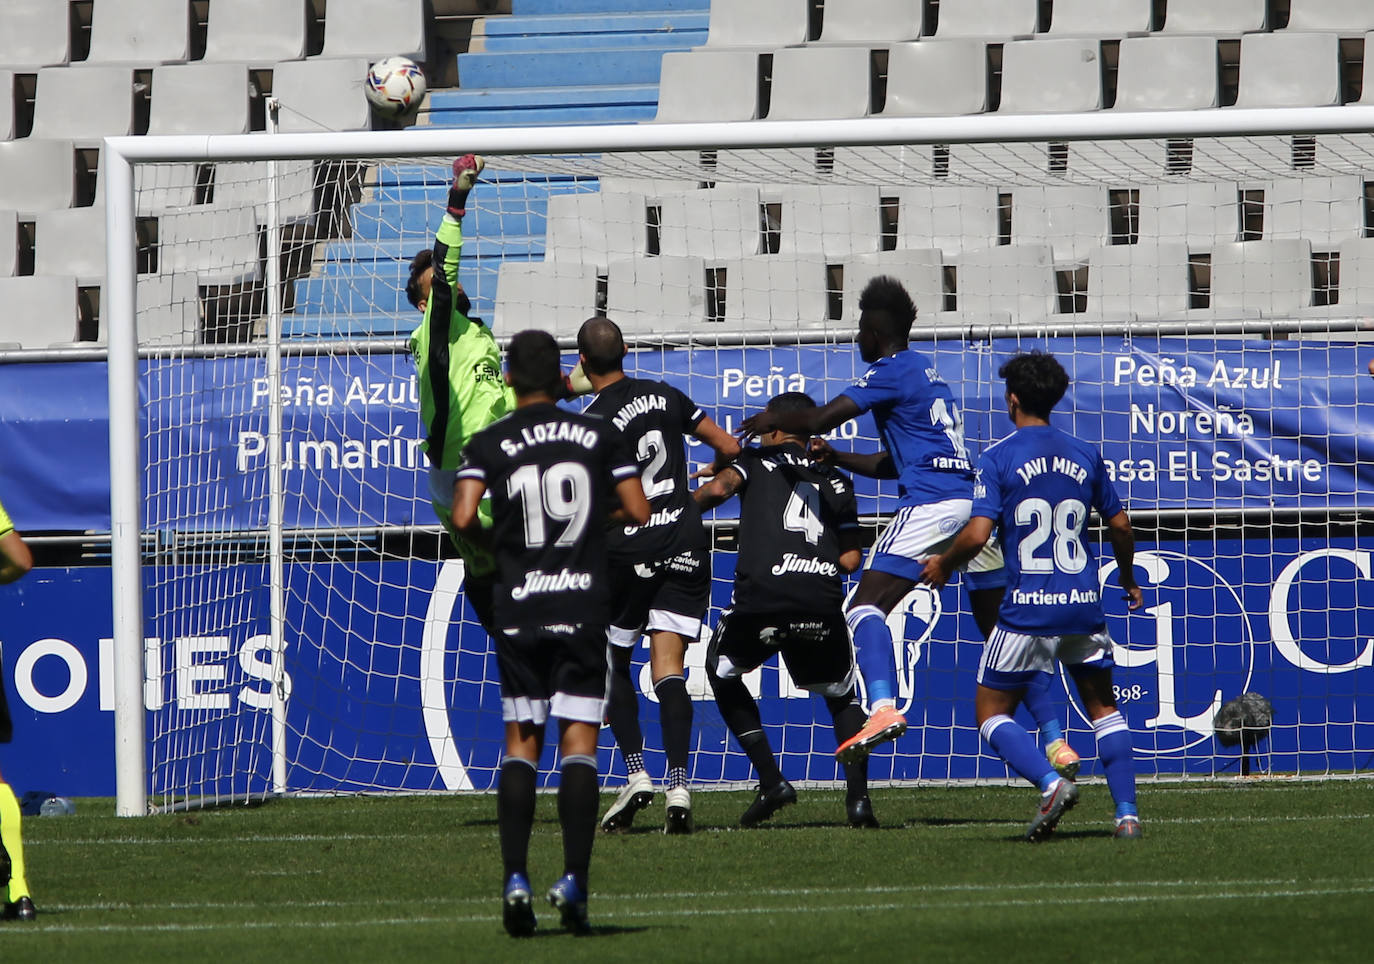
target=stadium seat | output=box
[945,142,1052,181]
[841,250,945,323]
[776,185,881,259]
[1262,176,1366,248]
[271,59,373,133]
[654,50,761,123]
[133,272,200,346]
[1010,186,1110,264]
[1160,0,1267,36]
[1234,33,1342,108]
[1284,1,1374,33]
[0,71,14,141]
[213,160,318,226]
[721,255,830,331]
[0,275,79,348]
[157,207,262,285]
[544,191,648,268]
[1085,243,1192,321]
[1209,239,1314,316]
[657,185,763,260]
[132,162,202,216]
[1046,0,1153,37]
[0,139,78,215]
[932,0,1038,40]
[30,66,136,147]
[1137,181,1240,251]
[85,0,192,65]
[895,185,999,256]
[997,39,1103,114]
[607,256,707,333]
[493,261,599,341]
[1332,238,1374,308]
[598,177,704,200]
[0,210,17,277]
[1190,136,1307,180]
[0,0,72,71]
[320,0,427,62]
[204,0,310,66]
[955,245,1058,325]
[1114,36,1220,111]
[816,0,924,45]
[148,64,254,136]
[704,0,810,48]
[879,41,988,117]
[34,207,106,285]
[766,46,871,121]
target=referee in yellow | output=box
[0,492,36,921]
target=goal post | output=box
[106,107,1374,815]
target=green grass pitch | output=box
[1,780,1369,961]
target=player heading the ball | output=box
[920,351,1144,842]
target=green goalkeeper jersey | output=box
[0,496,12,540]
[409,215,514,471]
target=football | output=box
[365,56,428,119]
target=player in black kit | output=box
[577,317,739,835]
[454,329,650,937]
[694,392,879,829]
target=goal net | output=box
[108,112,1374,813]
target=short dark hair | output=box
[506,329,564,397]
[406,249,472,317]
[766,391,817,415]
[999,351,1069,420]
[405,250,432,308]
[576,316,625,375]
[858,275,917,342]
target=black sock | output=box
[709,664,783,788]
[607,649,646,766]
[738,729,784,789]
[498,757,537,879]
[827,693,870,801]
[558,755,599,890]
[654,675,693,774]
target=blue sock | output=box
[846,605,896,705]
[1094,710,1138,819]
[980,714,1057,791]
[1022,671,1064,746]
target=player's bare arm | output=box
[691,416,742,477]
[0,529,33,585]
[609,476,652,527]
[1104,509,1143,610]
[452,477,488,539]
[807,437,897,479]
[692,465,745,511]
[919,516,995,589]
[837,526,864,575]
[739,394,860,440]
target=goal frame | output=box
[105,105,1374,816]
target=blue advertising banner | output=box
[3,537,1370,797]
[1,338,1372,535]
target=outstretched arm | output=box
[692,416,742,477]
[1104,509,1143,610]
[693,466,745,512]
[739,394,860,440]
[808,437,897,479]
[919,516,994,589]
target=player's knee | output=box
[844,604,885,635]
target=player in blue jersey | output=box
[740,276,1010,763]
[920,351,1144,841]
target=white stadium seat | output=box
[655,51,761,123]
[1209,240,1314,316]
[956,245,1058,325]
[544,192,648,268]
[1234,33,1342,108]
[776,185,881,260]
[1114,36,1220,111]
[494,261,599,341]
[1011,186,1110,264]
[204,0,310,66]
[34,207,107,285]
[1086,243,1192,321]
[1137,181,1240,251]
[933,0,1038,40]
[214,160,319,226]
[657,185,763,260]
[134,272,201,347]
[30,66,136,147]
[879,41,988,117]
[85,0,192,66]
[1284,1,1374,34]
[817,0,923,45]
[841,250,946,323]
[997,39,1103,114]
[0,71,15,141]
[1161,0,1267,37]
[320,0,427,62]
[766,46,871,121]
[0,0,72,71]
[0,209,17,277]
[271,58,373,133]
[1263,177,1366,249]
[704,0,810,48]
[607,256,708,333]
[1047,0,1153,37]
[148,63,255,136]
[158,208,262,286]
[0,275,80,348]
[0,139,78,215]
[895,185,1000,256]
[722,255,831,332]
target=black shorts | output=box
[463,572,497,635]
[607,548,710,647]
[707,610,856,699]
[495,624,609,726]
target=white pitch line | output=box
[5,883,1374,937]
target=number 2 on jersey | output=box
[636,428,674,500]
[507,462,593,548]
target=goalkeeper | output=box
[0,493,37,921]
[407,154,514,632]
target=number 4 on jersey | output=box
[783,482,824,545]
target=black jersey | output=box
[730,442,860,614]
[584,376,708,563]
[458,402,639,630]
